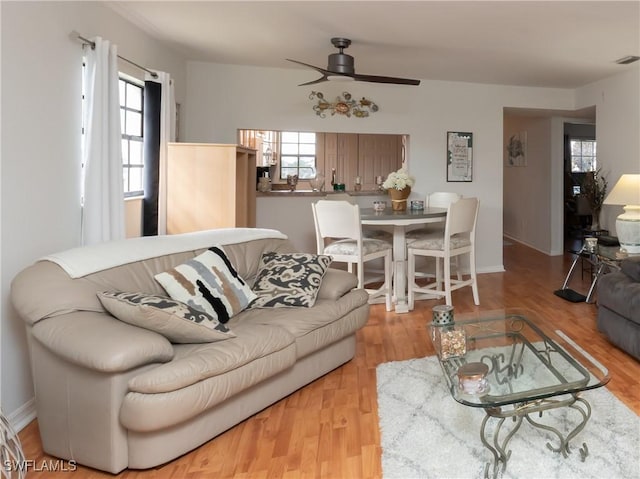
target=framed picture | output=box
[447,131,473,182]
[506,131,527,166]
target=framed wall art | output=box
[506,131,527,166]
[447,131,473,182]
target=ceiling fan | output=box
[287,38,421,86]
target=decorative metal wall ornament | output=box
[309,91,378,118]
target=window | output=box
[279,131,317,179]
[570,139,596,173]
[119,76,144,196]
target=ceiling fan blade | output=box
[286,58,331,75]
[352,73,421,86]
[298,76,328,86]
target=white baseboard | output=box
[7,398,36,433]
[477,265,506,273]
[503,235,555,256]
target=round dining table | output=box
[360,207,447,313]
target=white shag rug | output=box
[377,356,640,479]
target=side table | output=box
[556,244,621,303]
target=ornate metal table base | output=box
[480,395,591,479]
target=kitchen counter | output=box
[257,189,387,197]
[256,190,392,253]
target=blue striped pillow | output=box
[155,246,256,323]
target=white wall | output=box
[183,61,578,273]
[503,115,554,252]
[0,1,187,426]
[575,65,640,234]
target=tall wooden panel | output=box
[337,133,359,188]
[322,133,338,187]
[167,143,256,234]
[320,133,359,188]
[358,134,402,190]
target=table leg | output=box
[480,411,522,479]
[480,395,592,479]
[392,225,409,313]
[585,262,607,303]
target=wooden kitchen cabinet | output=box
[166,143,257,234]
[317,133,402,190]
[358,134,402,190]
[321,133,358,188]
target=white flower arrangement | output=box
[382,168,415,191]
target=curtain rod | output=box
[72,31,158,79]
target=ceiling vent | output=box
[615,55,640,65]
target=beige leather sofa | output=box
[11,229,370,473]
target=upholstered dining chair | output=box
[406,192,462,239]
[312,200,393,311]
[406,191,463,282]
[325,193,392,241]
[407,197,480,308]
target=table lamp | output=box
[603,174,640,253]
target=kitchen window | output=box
[119,76,144,196]
[279,131,317,180]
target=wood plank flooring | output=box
[17,241,640,478]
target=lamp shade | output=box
[603,174,640,254]
[603,174,640,206]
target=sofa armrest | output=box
[621,256,640,282]
[31,311,174,373]
[316,268,358,300]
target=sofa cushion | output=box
[621,256,640,282]
[235,288,370,358]
[316,268,358,300]
[126,322,295,394]
[97,292,235,344]
[250,252,331,308]
[155,246,256,323]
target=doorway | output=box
[563,123,597,251]
[502,107,596,256]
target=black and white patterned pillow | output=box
[250,252,332,308]
[97,291,235,343]
[155,245,256,323]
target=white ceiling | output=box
[110,0,640,89]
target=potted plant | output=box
[383,168,415,211]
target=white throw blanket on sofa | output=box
[41,228,288,278]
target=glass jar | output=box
[429,305,466,359]
[433,325,467,360]
[457,362,489,394]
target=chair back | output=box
[427,192,462,209]
[446,197,479,239]
[312,200,362,253]
[325,193,356,204]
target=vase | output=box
[590,208,601,231]
[389,186,411,211]
[286,174,298,191]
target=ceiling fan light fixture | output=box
[327,75,355,82]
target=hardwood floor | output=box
[18,241,640,478]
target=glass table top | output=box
[431,310,610,408]
[593,244,622,262]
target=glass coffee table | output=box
[431,310,610,479]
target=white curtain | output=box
[81,37,125,245]
[145,72,176,235]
